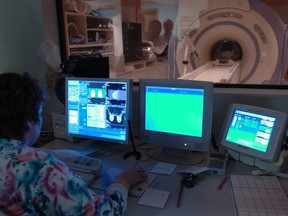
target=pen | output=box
[177,182,184,208]
[217,175,228,191]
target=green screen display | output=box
[145,86,204,137]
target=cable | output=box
[123,120,142,160]
[251,169,288,179]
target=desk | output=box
[98,149,248,216]
[42,139,288,216]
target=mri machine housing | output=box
[176,0,288,84]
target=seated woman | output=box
[0,72,147,215]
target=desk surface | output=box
[99,148,249,216]
[42,139,288,216]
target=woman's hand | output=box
[115,166,147,188]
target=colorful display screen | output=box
[225,109,276,153]
[66,78,132,144]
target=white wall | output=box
[1,1,45,80]
[0,0,63,130]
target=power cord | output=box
[251,169,288,179]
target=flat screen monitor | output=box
[139,79,214,164]
[220,103,288,162]
[66,77,133,145]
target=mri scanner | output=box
[175,0,288,84]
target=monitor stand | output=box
[147,146,206,165]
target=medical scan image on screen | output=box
[67,78,131,143]
[225,109,276,153]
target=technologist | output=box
[0,72,147,215]
[159,19,180,79]
[159,19,174,44]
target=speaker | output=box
[55,74,71,105]
[61,55,109,78]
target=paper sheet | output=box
[137,188,170,208]
[150,162,176,175]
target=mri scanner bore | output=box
[176,0,288,84]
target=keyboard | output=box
[72,170,96,186]
[230,175,288,216]
[43,149,103,184]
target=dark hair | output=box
[0,73,49,140]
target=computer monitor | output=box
[220,103,288,162]
[66,77,133,145]
[139,79,214,164]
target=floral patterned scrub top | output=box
[0,139,128,216]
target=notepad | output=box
[137,188,170,208]
[150,162,176,175]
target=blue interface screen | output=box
[225,109,276,152]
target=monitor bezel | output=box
[139,79,214,152]
[220,103,288,162]
[65,77,133,145]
